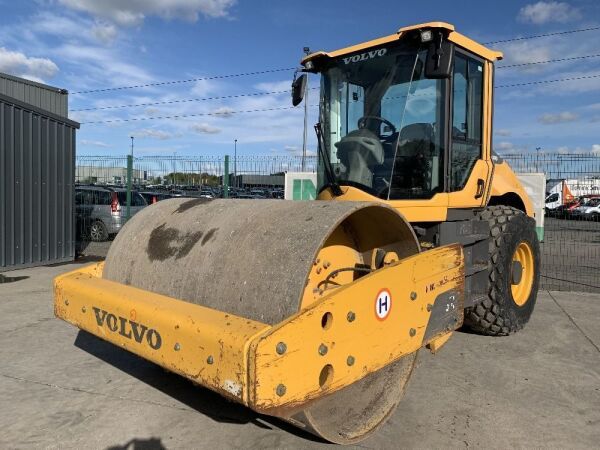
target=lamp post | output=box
[234,139,238,188]
[126,136,134,219]
[302,46,310,172]
[173,151,177,186]
[535,146,541,172]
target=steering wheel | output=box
[357,116,397,136]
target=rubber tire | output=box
[89,220,109,242]
[464,205,540,336]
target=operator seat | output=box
[335,128,385,188]
[391,123,434,194]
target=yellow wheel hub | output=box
[511,241,534,306]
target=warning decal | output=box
[375,289,392,320]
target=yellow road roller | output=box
[55,22,540,444]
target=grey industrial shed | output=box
[0,73,79,270]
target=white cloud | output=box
[24,12,118,46]
[133,128,174,140]
[254,80,292,92]
[191,78,219,96]
[0,47,59,80]
[92,22,118,44]
[144,107,160,115]
[58,0,236,26]
[19,75,48,84]
[495,129,512,137]
[551,144,600,154]
[543,70,600,94]
[55,43,154,88]
[30,11,87,37]
[283,145,315,157]
[518,1,581,24]
[127,144,187,155]
[498,40,553,73]
[495,141,515,151]
[80,139,110,147]
[538,111,579,124]
[191,122,221,134]
[212,106,235,118]
[497,28,599,80]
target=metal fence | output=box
[74,153,600,293]
[503,153,600,293]
[74,155,318,254]
[76,155,318,188]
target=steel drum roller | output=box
[103,198,420,443]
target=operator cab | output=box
[293,23,502,202]
[322,44,444,200]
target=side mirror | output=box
[425,33,453,79]
[292,74,307,106]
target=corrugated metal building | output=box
[225,174,285,188]
[0,72,68,117]
[0,72,79,270]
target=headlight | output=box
[420,30,433,42]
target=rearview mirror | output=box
[425,33,453,79]
[292,74,307,106]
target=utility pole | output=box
[234,139,238,188]
[302,46,310,172]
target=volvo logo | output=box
[93,307,162,350]
[343,48,387,65]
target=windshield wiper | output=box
[314,122,343,196]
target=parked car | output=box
[75,186,147,242]
[139,191,172,204]
[570,197,600,221]
[199,187,215,198]
[270,189,284,199]
[546,201,579,219]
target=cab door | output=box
[447,51,493,209]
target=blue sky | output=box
[0,0,598,156]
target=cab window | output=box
[450,53,483,191]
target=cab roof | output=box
[302,22,503,66]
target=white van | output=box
[545,179,574,211]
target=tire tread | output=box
[464,205,538,336]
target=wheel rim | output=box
[90,223,102,240]
[511,241,534,306]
